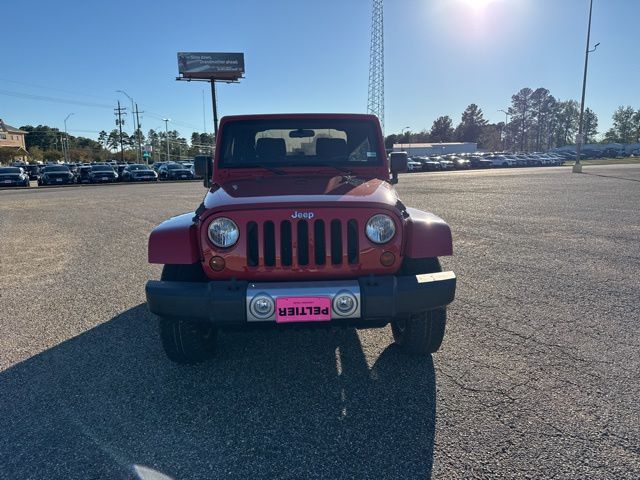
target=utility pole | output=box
[573,0,598,173]
[202,89,207,134]
[63,113,74,163]
[163,118,171,162]
[116,90,139,162]
[135,103,143,164]
[114,101,126,163]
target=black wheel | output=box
[158,264,217,365]
[392,257,447,355]
[391,309,446,355]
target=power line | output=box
[0,88,112,109]
[0,77,112,101]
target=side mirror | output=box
[389,152,408,184]
[194,155,213,188]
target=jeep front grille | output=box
[246,219,359,268]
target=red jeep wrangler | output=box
[146,114,456,364]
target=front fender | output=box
[404,207,453,258]
[148,212,200,264]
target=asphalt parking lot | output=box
[1,165,638,479]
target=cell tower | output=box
[367,0,384,131]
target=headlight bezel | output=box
[207,217,240,249]
[365,213,396,245]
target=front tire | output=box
[391,309,446,355]
[392,257,447,355]
[158,264,217,364]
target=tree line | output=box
[386,87,640,152]
[14,125,215,163]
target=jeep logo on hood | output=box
[291,211,315,220]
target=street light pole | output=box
[498,109,509,152]
[116,90,140,163]
[63,113,74,163]
[574,0,597,174]
[163,118,171,162]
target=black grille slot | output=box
[297,220,309,265]
[347,220,359,264]
[280,221,292,266]
[314,220,326,265]
[247,221,259,267]
[263,221,276,266]
[330,220,343,264]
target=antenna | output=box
[367,0,385,132]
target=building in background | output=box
[0,119,28,163]
[392,142,477,156]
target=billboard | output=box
[177,52,245,80]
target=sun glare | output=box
[461,0,496,9]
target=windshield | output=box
[128,165,147,170]
[167,164,185,170]
[91,166,114,172]
[219,119,381,168]
[0,167,21,174]
[43,166,69,172]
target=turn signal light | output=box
[209,256,226,271]
[380,251,395,267]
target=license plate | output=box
[180,175,186,178]
[101,177,108,180]
[56,178,62,182]
[3,180,11,183]
[275,297,331,323]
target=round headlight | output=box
[208,217,239,248]
[365,214,396,244]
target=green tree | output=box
[28,146,44,162]
[478,123,503,151]
[508,87,534,151]
[604,106,636,143]
[384,134,398,149]
[107,129,127,152]
[0,147,18,164]
[43,149,63,162]
[552,100,579,147]
[429,116,454,143]
[582,108,598,144]
[20,125,62,151]
[530,88,556,151]
[454,104,488,143]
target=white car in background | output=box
[407,160,423,172]
[488,155,517,167]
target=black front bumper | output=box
[146,272,456,328]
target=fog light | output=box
[380,251,395,267]
[209,256,226,271]
[332,291,358,317]
[250,294,275,319]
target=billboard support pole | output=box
[211,80,219,137]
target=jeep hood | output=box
[203,175,399,211]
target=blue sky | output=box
[2,0,638,141]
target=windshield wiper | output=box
[310,163,355,175]
[240,164,287,175]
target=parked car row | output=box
[402,151,574,173]
[1,160,200,188]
